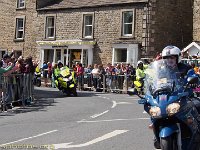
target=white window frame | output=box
[83,13,94,39]
[15,16,25,40]
[17,0,25,9]
[45,16,56,39]
[121,10,135,37]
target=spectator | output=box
[77,63,84,90]
[42,61,48,87]
[47,62,52,79]
[91,64,100,89]
[85,65,93,87]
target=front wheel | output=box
[160,134,178,150]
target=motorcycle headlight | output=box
[166,103,180,116]
[69,75,73,80]
[149,106,161,117]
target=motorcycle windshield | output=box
[145,59,185,94]
[60,67,70,77]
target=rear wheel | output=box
[160,134,178,150]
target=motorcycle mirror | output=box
[187,76,199,84]
[138,99,147,104]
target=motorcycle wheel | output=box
[160,134,178,150]
[73,88,78,97]
[36,80,41,87]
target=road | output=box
[0,87,155,150]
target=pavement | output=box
[0,87,156,150]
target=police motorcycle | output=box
[55,66,77,96]
[138,59,200,150]
[34,70,41,87]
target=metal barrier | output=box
[0,73,34,112]
[79,73,134,93]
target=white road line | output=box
[52,130,129,149]
[0,130,58,146]
[90,110,109,118]
[78,118,149,123]
[143,111,147,114]
[111,101,117,108]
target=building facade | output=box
[0,0,193,67]
[0,0,39,59]
[194,0,200,42]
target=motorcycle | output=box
[127,77,144,95]
[34,71,41,87]
[55,67,77,97]
[138,59,200,150]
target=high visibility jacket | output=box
[54,67,61,78]
[35,66,40,73]
[136,68,145,81]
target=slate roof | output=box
[37,0,148,10]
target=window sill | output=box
[13,39,24,42]
[119,36,134,39]
[82,37,94,40]
[43,38,56,41]
[16,7,26,10]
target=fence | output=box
[77,73,135,93]
[0,73,34,112]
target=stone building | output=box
[0,0,193,67]
[0,0,39,59]
[36,0,193,67]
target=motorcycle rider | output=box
[133,61,147,92]
[148,45,199,149]
[54,61,63,90]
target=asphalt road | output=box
[0,87,156,150]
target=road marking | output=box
[111,101,132,109]
[0,130,58,146]
[143,111,147,114]
[90,110,109,118]
[78,118,149,123]
[111,101,117,108]
[52,130,129,149]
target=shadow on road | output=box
[0,87,110,116]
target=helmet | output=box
[58,62,63,67]
[137,60,143,67]
[162,45,181,63]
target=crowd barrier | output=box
[0,73,34,112]
[77,73,135,93]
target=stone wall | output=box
[148,0,193,56]
[194,0,200,41]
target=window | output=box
[15,17,25,40]
[17,0,25,8]
[83,14,93,38]
[45,16,55,39]
[122,11,133,36]
[114,49,127,63]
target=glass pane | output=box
[123,11,133,23]
[19,2,24,7]
[85,26,92,37]
[114,49,127,62]
[47,28,54,37]
[17,31,23,38]
[17,19,23,28]
[85,15,92,25]
[124,24,132,35]
[47,17,54,27]
[56,49,61,62]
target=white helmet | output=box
[137,60,143,67]
[162,45,181,63]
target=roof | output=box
[37,0,148,10]
[182,42,200,53]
